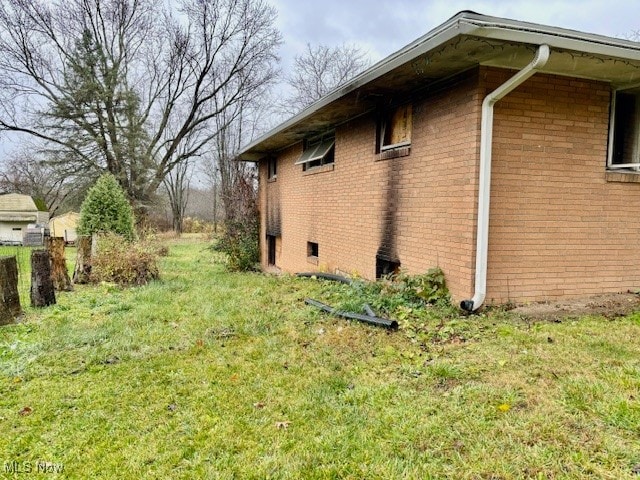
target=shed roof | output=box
[239,11,640,160]
[0,193,38,212]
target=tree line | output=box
[0,0,370,237]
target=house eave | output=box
[238,11,640,161]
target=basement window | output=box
[376,255,400,279]
[307,241,319,260]
[608,89,640,171]
[295,137,335,171]
[378,104,412,159]
[267,158,277,180]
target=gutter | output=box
[460,44,550,312]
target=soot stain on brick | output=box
[376,157,401,277]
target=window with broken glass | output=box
[609,89,640,171]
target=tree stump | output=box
[31,250,56,307]
[45,237,72,291]
[0,256,21,325]
[73,236,92,284]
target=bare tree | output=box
[163,157,193,234]
[0,147,74,215]
[0,0,281,213]
[282,43,370,115]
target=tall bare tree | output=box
[0,0,281,213]
[282,43,370,115]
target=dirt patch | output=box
[509,292,640,322]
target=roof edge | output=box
[239,11,640,160]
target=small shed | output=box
[49,212,80,244]
[0,193,49,245]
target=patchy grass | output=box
[1,240,640,479]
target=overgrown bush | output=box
[182,217,214,235]
[90,234,159,286]
[213,172,259,271]
[342,267,451,315]
[78,173,135,240]
[214,217,259,271]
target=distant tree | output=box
[282,43,370,115]
[163,158,193,234]
[78,173,135,240]
[0,0,281,213]
[0,148,73,216]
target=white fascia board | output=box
[239,12,640,159]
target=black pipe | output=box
[305,298,398,330]
[296,272,352,285]
[460,300,474,312]
[363,304,376,317]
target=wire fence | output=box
[0,246,33,304]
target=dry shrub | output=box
[91,234,159,286]
[182,217,214,235]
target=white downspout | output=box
[461,44,550,312]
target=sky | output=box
[3,0,640,159]
[270,0,640,70]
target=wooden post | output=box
[31,250,56,307]
[72,236,92,284]
[45,237,72,291]
[0,256,21,325]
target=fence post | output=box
[0,256,21,324]
[31,250,56,307]
[45,237,72,291]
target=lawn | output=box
[1,240,640,479]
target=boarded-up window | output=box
[382,104,412,151]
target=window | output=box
[379,104,412,153]
[307,241,319,259]
[609,89,640,171]
[295,137,335,171]
[376,255,400,279]
[267,158,277,180]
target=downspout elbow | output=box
[461,44,550,313]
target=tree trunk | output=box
[31,250,56,307]
[0,256,21,325]
[73,235,92,284]
[45,237,72,291]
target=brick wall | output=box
[259,70,482,301]
[259,65,636,306]
[485,66,640,303]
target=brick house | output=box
[239,11,640,310]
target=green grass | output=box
[1,240,640,478]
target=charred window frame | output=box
[377,104,412,159]
[267,157,277,180]
[295,135,335,171]
[608,89,640,171]
[307,241,319,259]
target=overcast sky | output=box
[3,1,640,162]
[271,0,640,69]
